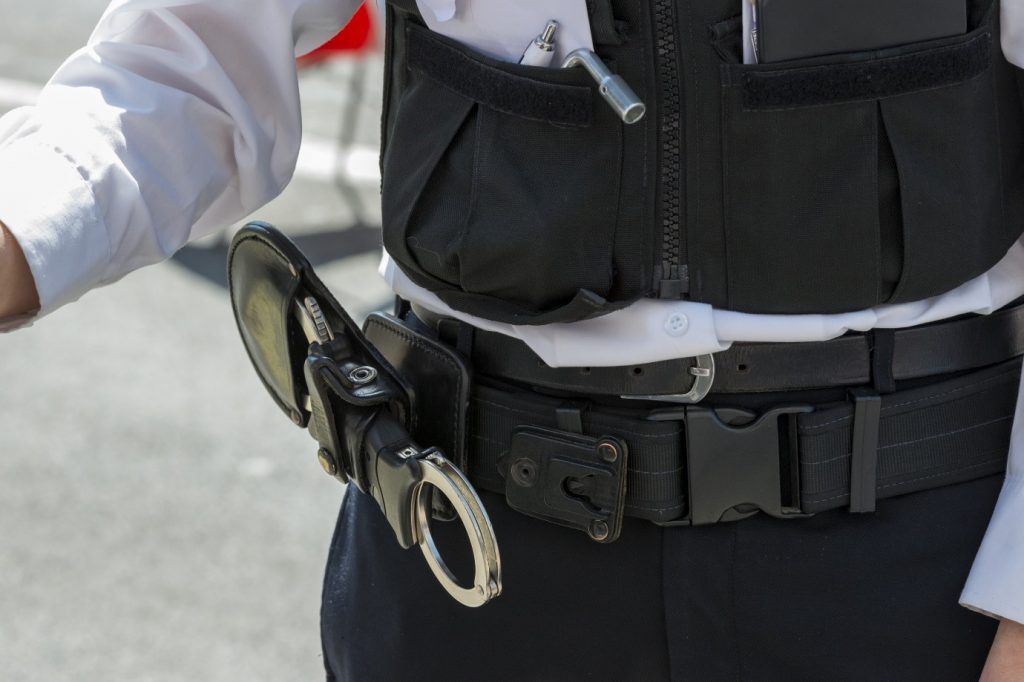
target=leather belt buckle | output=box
[502,426,629,543]
[621,354,716,404]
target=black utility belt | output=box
[398,302,1024,543]
[229,223,1021,607]
[465,360,1018,541]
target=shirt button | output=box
[664,313,689,337]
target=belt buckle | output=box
[668,405,814,525]
[621,354,716,404]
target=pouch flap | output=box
[363,312,471,471]
[228,222,411,425]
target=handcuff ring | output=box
[413,452,503,607]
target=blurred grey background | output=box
[0,2,392,679]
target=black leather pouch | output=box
[363,312,471,473]
[756,0,967,63]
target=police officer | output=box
[2,0,1024,679]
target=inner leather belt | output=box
[411,301,1024,395]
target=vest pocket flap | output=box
[405,22,594,126]
[737,32,991,110]
[878,61,1013,303]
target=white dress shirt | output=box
[0,0,1022,624]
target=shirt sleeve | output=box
[960,372,1024,624]
[0,0,361,323]
[1004,0,1024,69]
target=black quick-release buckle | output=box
[503,427,630,543]
[652,405,814,526]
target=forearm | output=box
[983,619,1024,681]
[0,221,39,319]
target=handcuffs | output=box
[227,223,501,607]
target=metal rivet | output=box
[510,458,538,487]
[598,442,619,463]
[290,410,303,426]
[588,520,610,542]
[318,449,338,477]
[348,366,378,386]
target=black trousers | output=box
[321,471,1003,681]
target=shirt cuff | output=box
[961,472,1024,624]
[0,137,110,321]
[0,310,38,332]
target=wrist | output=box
[0,220,41,319]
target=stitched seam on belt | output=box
[801,414,1014,466]
[473,397,684,439]
[878,415,1012,451]
[806,457,1006,503]
[627,501,686,512]
[800,372,1014,432]
[630,465,685,475]
[472,434,511,448]
[878,458,1005,490]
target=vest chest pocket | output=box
[382,23,625,325]
[716,0,1018,314]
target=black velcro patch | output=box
[406,24,593,127]
[742,32,992,110]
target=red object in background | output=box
[298,3,377,67]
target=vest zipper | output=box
[653,0,687,298]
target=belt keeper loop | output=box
[455,323,475,358]
[556,402,587,434]
[848,388,881,513]
[869,329,897,394]
[437,318,475,358]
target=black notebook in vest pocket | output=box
[755,0,967,63]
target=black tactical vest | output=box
[380,0,1024,325]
